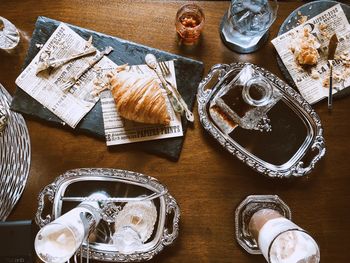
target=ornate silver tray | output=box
[197,63,325,178]
[0,83,31,220]
[35,168,180,262]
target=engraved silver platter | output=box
[197,63,326,178]
[0,83,31,220]
[35,168,180,262]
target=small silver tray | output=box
[197,63,325,178]
[35,168,180,262]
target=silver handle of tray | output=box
[162,195,180,246]
[35,184,56,227]
[293,135,326,177]
[197,63,230,103]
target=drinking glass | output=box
[236,195,320,263]
[35,192,106,263]
[220,0,278,53]
[112,200,157,254]
[250,209,320,263]
[175,4,205,44]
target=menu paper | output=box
[101,61,183,146]
[272,4,350,104]
[15,23,115,128]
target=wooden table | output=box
[1,1,349,262]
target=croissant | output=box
[108,70,170,125]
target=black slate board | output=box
[11,16,204,161]
[277,0,350,100]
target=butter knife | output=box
[327,33,339,110]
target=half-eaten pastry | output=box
[291,28,320,66]
[107,69,171,125]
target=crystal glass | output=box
[269,229,320,263]
[0,16,20,51]
[251,209,320,263]
[220,0,278,53]
[175,4,205,44]
[34,192,106,263]
[112,200,157,254]
[212,64,282,132]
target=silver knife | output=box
[327,33,339,110]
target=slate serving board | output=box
[11,16,204,161]
[277,0,350,100]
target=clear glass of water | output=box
[220,0,278,53]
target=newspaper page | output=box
[15,23,116,128]
[101,61,183,146]
[272,4,350,104]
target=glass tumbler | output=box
[250,209,320,263]
[35,192,107,263]
[236,195,320,263]
[220,0,278,53]
[175,4,205,44]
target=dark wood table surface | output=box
[1,1,349,262]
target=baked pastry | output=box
[291,28,320,66]
[108,70,170,125]
[295,44,319,66]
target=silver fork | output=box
[158,61,194,122]
[159,61,170,76]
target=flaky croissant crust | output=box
[108,70,170,125]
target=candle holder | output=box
[235,195,320,263]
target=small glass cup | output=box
[220,0,278,53]
[175,4,205,44]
